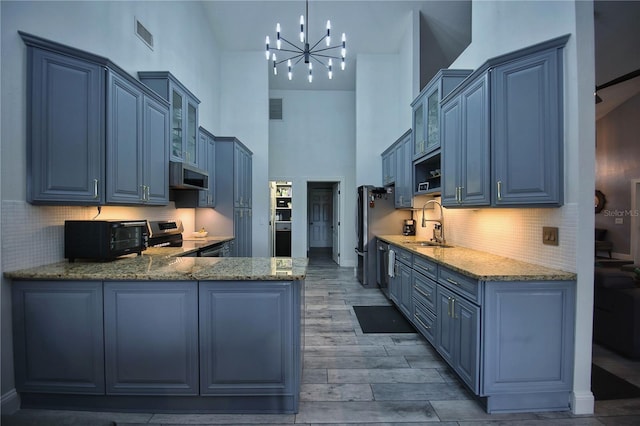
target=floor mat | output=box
[591,364,640,400]
[353,305,416,333]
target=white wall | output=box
[0,0,223,408]
[446,0,595,415]
[355,10,416,187]
[269,89,356,264]
[218,52,270,257]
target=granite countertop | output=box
[5,250,308,282]
[377,235,576,281]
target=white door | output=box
[332,182,340,264]
[309,189,332,248]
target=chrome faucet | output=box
[421,200,445,244]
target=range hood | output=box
[169,161,209,190]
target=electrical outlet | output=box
[542,226,559,246]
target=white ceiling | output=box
[202,0,470,91]
[202,0,640,118]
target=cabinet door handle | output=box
[413,285,431,300]
[446,277,460,287]
[93,179,99,199]
[414,314,431,330]
[458,186,464,204]
[497,180,502,201]
[447,296,452,317]
[145,185,150,201]
[451,298,456,319]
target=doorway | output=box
[307,181,340,264]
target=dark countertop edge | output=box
[377,235,577,282]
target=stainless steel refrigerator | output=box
[355,185,410,288]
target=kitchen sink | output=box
[403,241,453,248]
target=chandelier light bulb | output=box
[265,36,270,59]
[288,59,292,80]
[272,53,277,75]
[300,15,305,43]
[308,62,313,83]
[326,20,331,46]
[341,33,346,58]
[328,58,333,79]
[341,57,345,70]
[276,23,282,49]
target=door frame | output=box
[305,178,344,265]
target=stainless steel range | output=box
[147,219,184,247]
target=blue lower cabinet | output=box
[397,253,576,413]
[435,285,481,393]
[481,280,576,413]
[12,281,105,394]
[103,281,199,395]
[199,281,299,398]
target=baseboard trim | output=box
[1,388,20,415]
[571,390,594,415]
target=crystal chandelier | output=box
[265,0,346,82]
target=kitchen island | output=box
[6,253,307,414]
[377,235,577,414]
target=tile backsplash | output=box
[416,202,577,272]
[1,200,195,272]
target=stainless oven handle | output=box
[121,221,148,227]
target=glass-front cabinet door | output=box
[138,72,201,167]
[426,89,440,152]
[413,102,425,157]
[185,102,197,165]
[171,89,184,160]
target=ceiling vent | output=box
[269,98,283,120]
[135,17,154,50]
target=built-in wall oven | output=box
[376,239,390,298]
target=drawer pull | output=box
[446,277,460,286]
[413,314,431,330]
[413,285,431,300]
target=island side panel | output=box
[199,280,302,412]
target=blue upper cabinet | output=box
[138,72,200,167]
[21,32,170,206]
[381,144,396,186]
[491,45,564,206]
[441,35,569,208]
[23,34,105,205]
[411,69,472,161]
[441,74,491,207]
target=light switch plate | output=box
[542,226,559,246]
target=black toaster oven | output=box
[64,220,148,262]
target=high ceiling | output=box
[202,0,471,91]
[594,1,640,120]
[203,0,640,119]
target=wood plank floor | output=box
[2,252,640,425]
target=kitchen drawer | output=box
[413,299,435,344]
[413,256,438,280]
[413,271,436,313]
[438,266,480,304]
[392,246,413,265]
